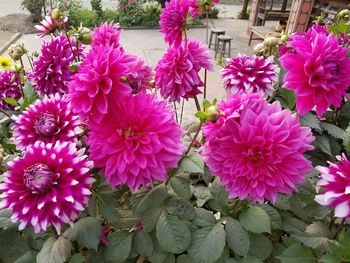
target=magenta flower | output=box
[0,141,94,233]
[160,0,189,46]
[189,0,220,18]
[12,93,82,151]
[31,35,75,96]
[92,22,121,48]
[202,93,314,203]
[68,45,134,123]
[0,71,21,110]
[35,15,68,38]
[279,27,350,116]
[220,55,278,96]
[126,56,153,94]
[315,154,350,218]
[155,39,213,102]
[87,93,185,190]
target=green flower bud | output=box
[80,27,93,45]
[263,36,279,48]
[253,43,265,56]
[51,9,61,19]
[206,105,220,122]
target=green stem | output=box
[180,98,185,124]
[185,121,203,155]
[194,95,201,112]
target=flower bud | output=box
[263,37,279,48]
[8,45,25,61]
[206,105,220,122]
[0,151,3,164]
[280,34,289,42]
[338,9,350,19]
[253,43,265,56]
[80,27,93,45]
[51,9,61,19]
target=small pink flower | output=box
[126,56,153,94]
[189,0,220,18]
[92,22,121,48]
[315,154,350,218]
[159,0,189,46]
[202,93,314,203]
[35,16,68,38]
[0,71,21,110]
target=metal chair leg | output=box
[228,40,231,58]
[215,39,220,59]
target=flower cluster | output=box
[202,93,314,203]
[0,71,21,110]
[189,0,220,18]
[92,22,121,48]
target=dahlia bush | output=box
[2,5,350,263]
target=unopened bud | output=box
[263,37,279,48]
[80,27,93,45]
[0,152,3,164]
[338,9,350,19]
[206,105,220,122]
[253,43,265,56]
[8,45,25,61]
[51,9,61,19]
[280,34,289,42]
[120,76,128,82]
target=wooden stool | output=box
[209,28,225,49]
[215,35,233,59]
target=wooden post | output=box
[247,0,266,34]
[286,0,315,33]
[242,0,250,19]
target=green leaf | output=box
[194,185,212,207]
[321,122,346,140]
[0,230,31,263]
[14,251,37,263]
[104,231,133,263]
[248,233,273,260]
[3,97,17,106]
[135,184,168,216]
[149,238,168,263]
[0,209,18,229]
[209,177,229,214]
[95,190,121,222]
[188,223,226,263]
[315,135,332,156]
[282,215,307,234]
[170,174,192,200]
[258,204,282,230]
[225,218,250,257]
[156,212,191,254]
[192,208,216,227]
[277,88,295,110]
[142,208,161,232]
[179,151,204,174]
[301,113,322,132]
[69,253,85,263]
[63,217,102,251]
[239,206,271,233]
[133,230,153,257]
[176,254,198,263]
[165,254,176,263]
[37,237,72,263]
[20,81,38,110]
[165,198,196,221]
[239,256,263,263]
[277,243,314,263]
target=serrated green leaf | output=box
[258,204,282,230]
[301,113,322,132]
[176,254,198,263]
[37,237,72,263]
[14,251,37,263]
[165,198,196,221]
[277,243,314,263]
[225,218,250,257]
[320,122,346,140]
[20,81,38,110]
[239,256,263,263]
[104,231,133,263]
[142,208,161,232]
[170,174,192,200]
[282,215,307,234]
[315,135,332,156]
[248,233,273,260]
[69,253,85,263]
[0,209,18,229]
[194,185,212,207]
[0,230,31,263]
[156,212,191,254]
[165,254,176,263]
[62,217,102,251]
[239,206,271,234]
[209,177,229,214]
[188,223,226,263]
[135,184,168,215]
[149,238,168,263]
[192,208,216,227]
[133,230,153,257]
[179,151,204,174]
[275,194,291,211]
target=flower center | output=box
[24,163,55,194]
[117,127,142,139]
[34,112,58,137]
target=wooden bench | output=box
[248,26,281,46]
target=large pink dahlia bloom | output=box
[315,154,350,218]
[0,141,94,233]
[92,22,121,48]
[189,0,220,18]
[87,93,185,190]
[12,93,82,151]
[31,35,75,96]
[68,45,134,123]
[202,93,314,203]
[155,39,213,102]
[160,0,189,46]
[279,27,350,116]
[0,71,21,110]
[220,55,278,96]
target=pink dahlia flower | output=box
[0,141,94,233]
[155,39,213,102]
[35,15,68,38]
[87,93,185,190]
[160,0,189,46]
[126,56,153,94]
[279,27,350,116]
[315,154,350,218]
[189,0,220,18]
[0,71,21,110]
[92,22,121,48]
[202,93,314,203]
[68,45,134,123]
[12,93,82,151]
[220,55,278,96]
[31,35,76,96]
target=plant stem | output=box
[204,9,209,100]
[333,218,346,239]
[136,256,145,263]
[0,109,10,117]
[180,98,185,124]
[65,32,78,62]
[173,101,178,123]
[185,121,203,155]
[194,95,201,112]
[25,53,33,71]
